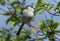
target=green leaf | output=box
[10,1,19,6]
[10,16,20,26]
[57,2,60,7]
[0,1,6,5]
[36,1,53,14]
[36,0,42,7]
[11,21,16,26]
[38,21,47,29]
[15,6,22,13]
[47,4,54,10]
[54,7,59,13]
[0,30,3,33]
[38,21,44,26]
[42,2,48,5]
[42,2,54,10]
[35,7,45,14]
[6,15,20,26]
[2,12,10,15]
[38,8,44,14]
[55,30,60,34]
[53,22,59,29]
[46,32,53,37]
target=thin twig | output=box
[47,10,60,16]
[0,8,8,12]
[44,6,60,16]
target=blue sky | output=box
[0,0,60,28]
[0,0,60,33]
[0,0,60,32]
[0,0,60,40]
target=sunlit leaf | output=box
[42,2,54,10]
[36,1,53,14]
[38,21,44,26]
[15,7,22,13]
[54,7,59,13]
[10,16,20,26]
[47,4,54,10]
[42,1,48,5]
[11,21,18,26]
[55,30,60,34]
[38,8,44,14]
[6,15,20,26]
[35,7,45,14]
[38,21,47,30]
[11,21,16,26]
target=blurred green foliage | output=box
[0,0,60,41]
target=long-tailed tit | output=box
[16,5,35,35]
[22,5,35,23]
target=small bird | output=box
[16,5,35,35]
[22,5,35,23]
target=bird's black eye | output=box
[25,6,27,9]
[25,5,34,9]
[31,6,33,8]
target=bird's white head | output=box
[23,5,35,17]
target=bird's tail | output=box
[16,22,25,35]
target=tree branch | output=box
[47,10,60,16]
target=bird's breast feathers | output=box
[23,8,34,17]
